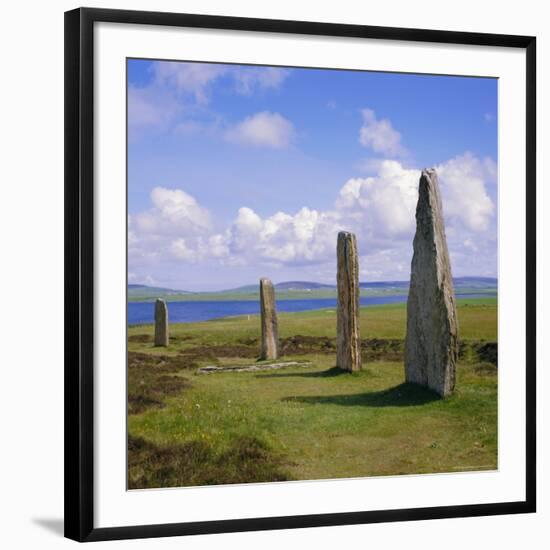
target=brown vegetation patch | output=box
[459,341,498,366]
[474,362,498,376]
[278,336,497,365]
[237,337,259,346]
[362,338,404,361]
[128,352,192,415]
[280,335,335,355]
[129,334,496,366]
[128,435,291,489]
[476,342,497,365]
[128,334,196,344]
[279,335,403,361]
[179,344,258,360]
[174,334,195,342]
[128,334,151,343]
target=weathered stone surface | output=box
[336,231,361,372]
[405,169,459,397]
[197,361,310,374]
[154,298,169,347]
[260,278,279,360]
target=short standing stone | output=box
[405,169,459,397]
[154,298,169,347]
[260,278,279,360]
[336,231,361,372]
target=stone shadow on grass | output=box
[282,382,441,408]
[256,366,349,379]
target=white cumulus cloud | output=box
[170,238,199,262]
[436,153,495,232]
[128,153,496,282]
[129,62,292,139]
[128,86,180,137]
[337,160,420,237]
[150,62,290,102]
[152,62,227,104]
[225,112,295,149]
[359,108,407,157]
[218,206,341,265]
[232,66,291,95]
[134,187,212,235]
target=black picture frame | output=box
[65,7,537,543]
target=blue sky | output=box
[128,59,497,291]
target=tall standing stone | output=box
[260,278,279,360]
[405,168,459,397]
[154,298,169,347]
[336,231,361,372]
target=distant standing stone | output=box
[336,231,361,372]
[260,278,279,360]
[154,298,169,347]
[405,169,459,397]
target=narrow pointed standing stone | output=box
[336,231,361,372]
[405,169,459,397]
[260,278,279,360]
[154,298,169,347]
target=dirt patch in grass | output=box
[128,434,292,489]
[128,334,151,343]
[281,335,335,355]
[128,352,192,415]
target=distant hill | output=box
[359,280,409,290]
[217,284,259,294]
[128,277,497,301]
[128,284,190,299]
[275,281,335,290]
[360,277,497,290]
[452,277,498,287]
[217,281,335,294]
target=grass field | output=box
[128,298,498,489]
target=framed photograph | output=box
[65,7,536,542]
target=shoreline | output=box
[128,295,496,326]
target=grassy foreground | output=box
[128,299,498,489]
